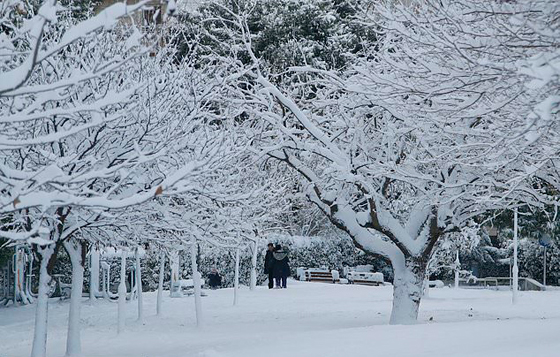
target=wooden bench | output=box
[304,270,340,283]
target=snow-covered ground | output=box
[1,281,559,357]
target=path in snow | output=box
[1,281,560,357]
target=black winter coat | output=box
[264,250,274,274]
[208,272,221,288]
[271,250,290,278]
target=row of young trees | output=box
[0,1,281,356]
[1,0,558,355]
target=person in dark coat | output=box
[264,243,275,289]
[207,268,222,289]
[272,245,290,288]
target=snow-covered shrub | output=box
[519,240,560,284]
[193,0,560,324]
[183,0,374,72]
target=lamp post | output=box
[539,233,552,287]
[512,209,519,304]
[454,251,460,289]
[543,246,547,286]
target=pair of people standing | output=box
[264,243,290,289]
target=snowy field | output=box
[1,281,560,357]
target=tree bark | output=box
[31,245,54,357]
[233,247,240,306]
[156,253,165,316]
[190,240,203,327]
[169,251,179,298]
[136,251,143,323]
[250,240,258,291]
[46,240,62,276]
[454,251,460,289]
[89,246,100,301]
[422,278,430,298]
[117,251,126,334]
[63,240,84,357]
[389,257,426,325]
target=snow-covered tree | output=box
[195,0,560,324]
[1,3,153,355]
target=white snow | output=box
[1,282,559,357]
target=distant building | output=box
[93,0,204,54]
[95,0,170,27]
[95,0,204,24]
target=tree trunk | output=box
[129,267,136,300]
[422,278,430,298]
[233,247,240,306]
[15,247,32,304]
[250,241,258,291]
[190,240,203,327]
[169,251,179,298]
[118,252,126,334]
[389,258,425,325]
[136,251,143,323]
[156,253,165,316]
[46,240,62,276]
[89,247,100,301]
[102,264,108,300]
[31,245,55,357]
[25,252,35,303]
[454,251,460,289]
[63,241,85,357]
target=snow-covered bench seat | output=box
[171,276,207,297]
[347,272,384,286]
[174,278,205,289]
